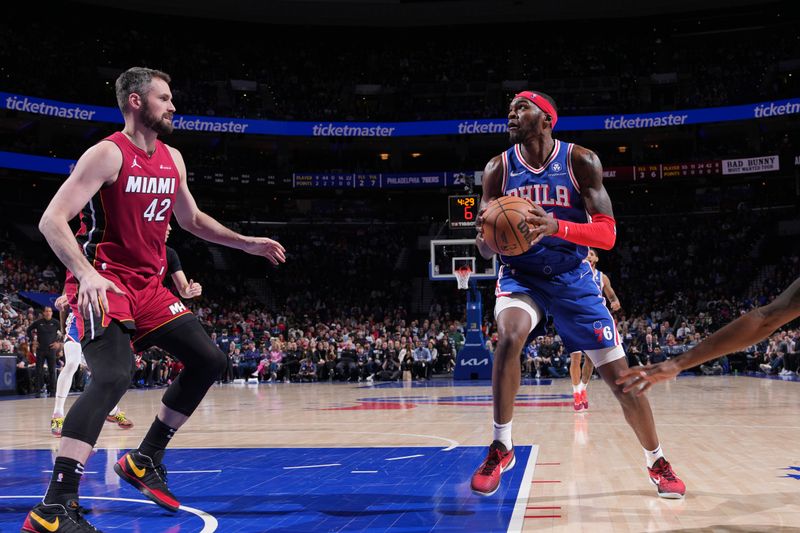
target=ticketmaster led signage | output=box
[1,92,798,137]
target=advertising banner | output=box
[3,91,798,136]
[722,156,780,175]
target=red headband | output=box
[514,91,558,128]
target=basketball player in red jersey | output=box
[617,275,800,392]
[470,91,684,500]
[22,67,285,533]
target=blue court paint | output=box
[0,446,532,532]
[780,466,800,480]
[742,371,800,382]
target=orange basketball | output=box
[482,196,535,256]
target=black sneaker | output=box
[22,499,100,532]
[114,450,180,512]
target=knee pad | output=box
[61,321,133,445]
[150,319,227,417]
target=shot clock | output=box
[448,194,480,230]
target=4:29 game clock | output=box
[448,194,480,229]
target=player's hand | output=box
[49,341,63,350]
[526,202,558,245]
[77,270,124,317]
[241,237,286,266]
[181,279,203,299]
[475,207,486,238]
[610,300,621,312]
[614,359,682,396]
[54,294,70,312]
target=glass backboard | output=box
[429,238,498,281]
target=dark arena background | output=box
[1,1,799,531]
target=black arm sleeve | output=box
[165,246,183,277]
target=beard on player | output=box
[508,124,530,145]
[141,98,174,135]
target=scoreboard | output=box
[448,194,480,229]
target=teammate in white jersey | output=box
[569,248,621,411]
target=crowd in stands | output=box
[1,5,798,123]
[2,206,799,397]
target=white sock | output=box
[644,444,664,468]
[493,420,513,451]
[577,381,586,393]
[572,383,580,394]
[108,405,120,417]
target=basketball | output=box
[481,196,535,256]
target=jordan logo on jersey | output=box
[507,184,572,207]
[131,155,142,169]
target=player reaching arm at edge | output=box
[617,276,800,394]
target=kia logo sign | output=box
[460,358,489,366]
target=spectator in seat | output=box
[379,354,401,381]
[412,339,432,380]
[298,355,317,382]
[437,337,454,373]
[336,341,358,382]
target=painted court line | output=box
[507,444,539,533]
[170,470,223,474]
[385,454,424,461]
[283,463,341,470]
[42,470,97,474]
[339,431,459,451]
[526,506,561,510]
[0,495,218,533]
[351,470,378,474]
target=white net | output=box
[454,267,472,290]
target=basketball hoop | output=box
[454,266,472,290]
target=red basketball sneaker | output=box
[470,441,516,496]
[580,389,589,410]
[647,457,686,499]
[573,392,584,411]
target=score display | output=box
[448,194,480,229]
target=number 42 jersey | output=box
[74,131,180,287]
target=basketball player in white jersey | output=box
[569,248,621,411]
[50,294,134,437]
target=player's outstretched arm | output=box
[475,155,503,259]
[169,147,286,266]
[617,275,800,395]
[527,146,616,249]
[602,274,621,311]
[39,142,125,315]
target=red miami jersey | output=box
[70,131,180,288]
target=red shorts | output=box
[64,269,193,349]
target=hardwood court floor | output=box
[1,375,799,532]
